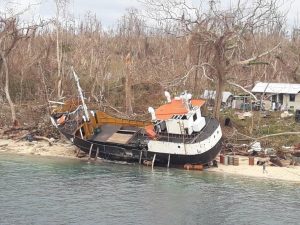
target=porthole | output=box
[178,146,181,148]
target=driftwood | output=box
[14,133,53,146]
[16,133,30,142]
[34,136,54,146]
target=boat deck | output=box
[106,133,133,144]
[91,124,145,145]
[92,125,122,142]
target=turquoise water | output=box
[0,153,299,225]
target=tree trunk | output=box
[213,76,224,119]
[0,51,18,126]
[56,27,63,99]
[193,45,202,94]
[89,50,99,103]
[125,68,133,114]
[125,53,133,115]
[55,0,63,99]
[212,40,225,120]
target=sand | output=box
[1,138,300,182]
[208,156,300,183]
[0,138,79,159]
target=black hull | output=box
[62,131,222,166]
[147,140,222,165]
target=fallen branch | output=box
[227,81,257,101]
[231,131,300,141]
[48,100,65,105]
[34,135,54,146]
[16,133,54,145]
[16,133,30,142]
[257,132,300,140]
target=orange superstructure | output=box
[155,99,205,120]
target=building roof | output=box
[251,82,300,94]
[155,99,205,120]
[202,90,233,103]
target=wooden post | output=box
[88,144,93,161]
[79,128,83,139]
[76,148,81,157]
[95,147,99,161]
[152,154,156,169]
[139,150,143,164]
[167,154,170,168]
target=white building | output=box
[251,82,300,111]
[202,90,233,107]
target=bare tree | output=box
[54,0,69,99]
[0,15,40,126]
[125,52,133,114]
[117,9,147,115]
[142,0,284,119]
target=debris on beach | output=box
[281,111,293,118]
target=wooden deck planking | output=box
[106,133,133,144]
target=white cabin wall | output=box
[148,125,222,155]
[187,115,194,135]
[289,94,300,110]
[283,94,300,111]
[166,120,182,134]
[192,108,206,132]
[192,117,206,132]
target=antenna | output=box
[148,107,156,121]
[164,91,171,103]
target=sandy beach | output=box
[208,156,300,183]
[0,138,79,159]
[1,138,300,183]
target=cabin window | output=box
[279,94,283,103]
[290,94,296,102]
[178,146,181,148]
[193,114,197,121]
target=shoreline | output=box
[1,138,300,183]
[0,138,79,159]
[207,156,300,183]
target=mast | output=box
[72,67,90,121]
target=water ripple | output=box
[0,153,299,225]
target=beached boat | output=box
[50,71,222,167]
